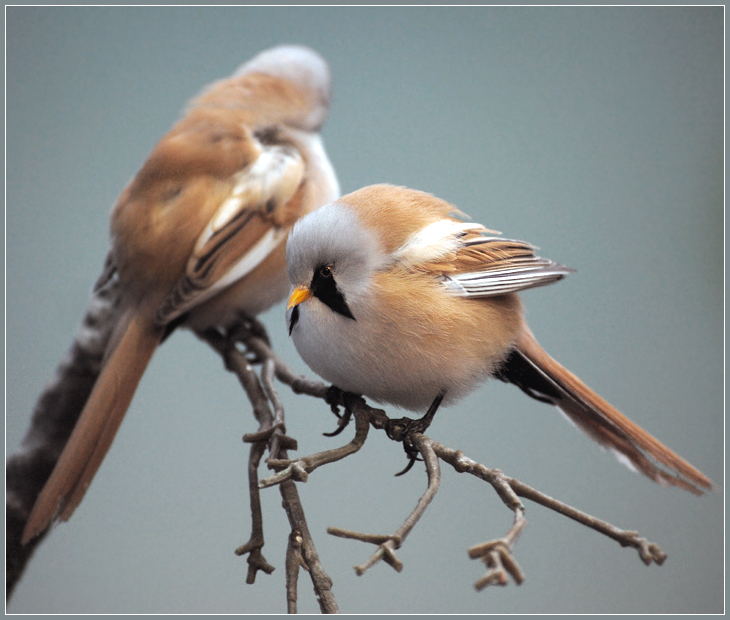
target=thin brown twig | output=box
[280,480,339,614]
[234,438,276,583]
[260,358,287,459]
[260,406,370,488]
[431,441,667,571]
[285,529,304,614]
[244,335,329,400]
[468,508,527,589]
[198,328,277,583]
[506,477,667,566]
[199,323,339,612]
[326,432,442,576]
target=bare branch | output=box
[199,322,339,612]
[260,406,370,488]
[173,324,674,596]
[198,328,280,584]
[506,478,667,566]
[260,358,287,458]
[11,304,670,611]
[233,437,276,584]
[280,480,339,614]
[325,432,441,577]
[243,350,669,586]
[285,529,304,614]
[243,333,329,400]
[429,440,667,575]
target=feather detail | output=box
[393,220,494,268]
[22,308,162,543]
[496,327,713,495]
[155,144,305,325]
[445,262,572,296]
[393,219,573,297]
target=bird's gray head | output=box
[235,45,332,130]
[286,202,385,322]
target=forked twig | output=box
[468,508,527,589]
[327,432,441,575]
[431,443,667,569]
[198,323,338,613]
[260,403,370,488]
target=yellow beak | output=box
[287,285,313,309]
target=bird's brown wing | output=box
[407,224,573,297]
[155,144,305,325]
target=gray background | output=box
[6,6,723,614]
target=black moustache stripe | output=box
[311,268,356,321]
[288,304,300,336]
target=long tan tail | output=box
[495,327,713,495]
[22,309,161,543]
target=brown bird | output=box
[22,45,340,543]
[285,184,712,494]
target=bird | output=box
[285,184,712,495]
[21,44,340,544]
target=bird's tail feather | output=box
[495,327,713,495]
[22,308,161,543]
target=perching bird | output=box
[21,45,340,543]
[285,184,712,494]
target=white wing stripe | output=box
[193,227,287,306]
[444,267,569,297]
[394,219,484,267]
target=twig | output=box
[326,432,441,576]
[198,328,278,583]
[430,441,666,584]
[260,405,370,488]
[233,435,276,583]
[285,528,305,614]
[506,478,667,566]
[198,323,339,612]
[468,508,527,589]
[260,358,287,458]
[244,335,329,400]
[280,480,339,614]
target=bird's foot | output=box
[385,392,445,475]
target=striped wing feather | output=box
[155,144,304,325]
[408,224,574,297]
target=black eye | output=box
[319,265,332,278]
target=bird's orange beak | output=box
[287,286,313,309]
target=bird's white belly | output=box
[289,298,490,411]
